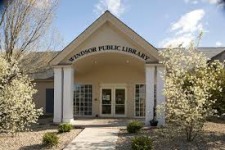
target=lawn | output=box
[0,117,82,150]
[116,118,225,150]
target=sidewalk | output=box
[64,127,120,150]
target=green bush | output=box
[131,136,153,150]
[58,123,73,133]
[127,120,143,133]
[42,132,59,147]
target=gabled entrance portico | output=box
[50,11,165,126]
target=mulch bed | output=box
[0,117,83,150]
[116,118,225,150]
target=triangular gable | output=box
[50,11,161,66]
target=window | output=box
[74,84,92,116]
[135,84,146,117]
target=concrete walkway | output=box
[71,118,144,128]
[64,127,120,150]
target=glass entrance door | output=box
[101,86,126,117]
[101,89,112,116]
[115,88,125,116]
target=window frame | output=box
[134,83,146,118]
[74,84,93,116]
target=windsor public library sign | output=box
[69,45,150,62]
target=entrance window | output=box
[74,84,92,116]
[135,84,146,117]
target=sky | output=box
[1,0,225,48]
[54,0,225,48]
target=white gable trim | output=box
[50,11,161,66]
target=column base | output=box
[145,116,151,126]
[145,121,150,126]
[62,118,74,124]
[157,118,165,126]
[53,117,62,123]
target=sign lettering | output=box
[69,45,150,62]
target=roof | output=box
[28,51,59,80]
[31,12,225,80]
[198,47,225,58]
[158,47,225,59]
[50,10,161,66]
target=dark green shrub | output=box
[127,120,143,133]
[131,136,153,150]
[42,132,59,147]
[58,123,73,133]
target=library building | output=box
[33,11,170,126]
[34,11,225,125]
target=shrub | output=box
[127,120,143,133]
[42,132,59,147]
[58,123,73,133]
[131,136,153,150]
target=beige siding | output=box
[62,23,158,64]
[33,81,54,113]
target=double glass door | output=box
[101,87,126,117]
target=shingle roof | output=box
[197,47,225,58]
[29,51,59,80]
[158,47,225,59]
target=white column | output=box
[145,65,155,125]
[53,67,63,123]
[156,66,166,125]
[62,66,74,123]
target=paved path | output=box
[72,118,144,127]
[64,127,120,150]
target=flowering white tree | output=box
[0,55,42,134]
[0,0,60,135]
[160,43,224,141]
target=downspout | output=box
[61,68,64,122]
[153,66,157,120]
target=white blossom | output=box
[160,44,223,141]
[0,55,42,134]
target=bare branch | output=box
[0,0,61,73]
